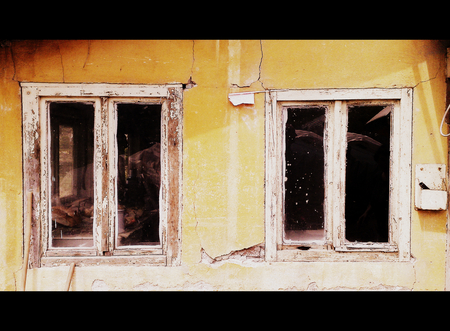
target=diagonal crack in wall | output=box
[230,40,265,89]
[200,243,265,265]
[57,41,65,83]
[257,40,265,89]
[412,61,442,89]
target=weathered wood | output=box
[41,255,167,267]
[276,88,403,102]
[22,83,183,266]
[45,250,97,257]
[20,83,177,98]
[277,249,399,262]
[332,100,347,248]
[397,88,413,261]
[265,88,413,262]
[264,91,279,262]
[22,85,41,269]
[100,97,109,253]
[112,248,163,256]
[164,87,183,266]
[64,263,75,291]
[22,191,33,291]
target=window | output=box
[265,88,412,262]
[49,102,95,248]
[22,84,183,267]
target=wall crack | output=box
[230,40,266,90]
[412,61,441,89]
[190,40,195,79]
[1,40,17,82]
[182,40,197,90]
[83,40,91,69]
[257,40,265,89]
[57,41,65,83]
[9,43,17,82]
[192,160,202,260]
[201,243,265,266]
[13,266,22,291]
[411,256,417,290]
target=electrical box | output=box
[415,164,448,211]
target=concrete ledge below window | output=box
[276,249,403,262]
[41,255,167,267]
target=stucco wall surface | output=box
[0,40,448,290]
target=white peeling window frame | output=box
[22,83,183,267]
[265,88,412,262]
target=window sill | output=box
[275,249,403,262]
[334,242,398,252]
[40,255,167,267]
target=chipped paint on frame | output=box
[21,83,183,267]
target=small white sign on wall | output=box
[228,92,255,106]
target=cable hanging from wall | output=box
[439,103,450,137]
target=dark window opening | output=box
[345,105,391,243]
[50,102,95,248]
[116,104,161,246]
[284,107,326,243]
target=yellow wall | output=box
[0,40,448,290]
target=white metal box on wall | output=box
[415,164,448,211]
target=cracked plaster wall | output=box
[1,40,449,290]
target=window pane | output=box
[58,125,74,197]
[345,105,391,242]
[50,103,94,248]
[116,104,161,246]
[284,107,326,243]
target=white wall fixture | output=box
[228,92,255,106]
[415,164,448,211]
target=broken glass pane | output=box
[345,105,391,243]
[284,107,326,243]
[50,102,94,248]
[116,104,161,246]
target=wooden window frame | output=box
[265,88,413,262]
[22,83,183,267]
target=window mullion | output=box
[107,98,117,253]
[264,91,279,262]
[94,97,109,254]
[331,100,347,249]
[397,89,412,261]
[324,102,333,246]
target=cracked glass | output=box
[284,106,326,243]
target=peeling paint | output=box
[200,243,264,266]
[1,40,449,290]
[321,284,411,291]
[306,282,319,291]
[181,280,215,291]
[91,279,110,291]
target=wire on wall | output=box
[440,103,450,137]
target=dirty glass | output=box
[50,102,95,248]
[284,107,326,243]
[116,104,161,246]
[345,105,391,242]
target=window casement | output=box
[22,83,183,267]
[265,88,413,262]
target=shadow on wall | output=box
[411,42,448,234]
